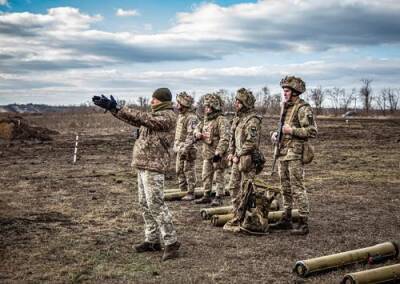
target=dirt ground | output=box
[1,112,399,283]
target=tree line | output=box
[110,79,400,116]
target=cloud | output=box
[0,2,399,104]
[1,58,399,105]
[170,0,400,51]
[0,7,101,32]
[0,1,399,74]
[0,0,7,6]
[116,8,139,17]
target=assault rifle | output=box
[235,180,255,222]
[271,102,287,175]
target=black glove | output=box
[92,94,118,111]
[212,154,222,163]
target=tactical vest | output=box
[201,114,229,160]
[280,99,315,163]
[202,115,222,145]
[282,99,309,144]
[174,111,197,145]
[233,112,262,153]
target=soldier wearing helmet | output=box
[194,93,230,206]
[270,76,318,235]
[223,88,263,232]
[173,92,200,201]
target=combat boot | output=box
[223,216,241,233]
[182,192,195,201]
[194,193,212,204]
[134,242,161,253]
[291,216,309,235]
[162,241,181,261]
[269,208,293,230]
[211,196,222,207]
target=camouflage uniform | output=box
[194,94,230,204]
[224,89,262,229]
[173,92,199,196]
[271,76,317,235]
[227,89,261,209]
[113,100,178,246]
[278,97,317,218]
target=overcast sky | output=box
[0,0,399,105]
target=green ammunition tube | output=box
[164,189,204,201]
[342,263,400,284]
[294,241,399,277]
[200,206,233,220]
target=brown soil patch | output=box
[0,116,58,141]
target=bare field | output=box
[1,112,400,283]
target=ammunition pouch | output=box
[213,156,227,170]
[302,142,314,164]
[251,149,266,174]
[238,154,252,172]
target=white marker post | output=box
[73,134,79,164]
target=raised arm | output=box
[113,107,175,131]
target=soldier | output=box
[270,76,318,235]
[92,88,180,261]
[173,92,199,201]
[224,88,262,229]
[194,93,230,206]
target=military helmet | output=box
[280,76,306,95]
[235,88,256,109]
[203,93,223,111]
[176,92,194,108]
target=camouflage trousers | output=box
[137,169,178,246]
[278,159,310,217]
[175,155,196,193]
[202,159,224,197]
[227,162,256,212]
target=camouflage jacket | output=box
[279,98,317,161]
[113,105,176,173]
[194,113,230,160]
[228,110,262,157]
[173,110,199,156]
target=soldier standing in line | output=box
[194,94,230,206]
[223,88,263,229]
[173,92,199,201]
[270,76,318,235]
[92,88,180,261]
